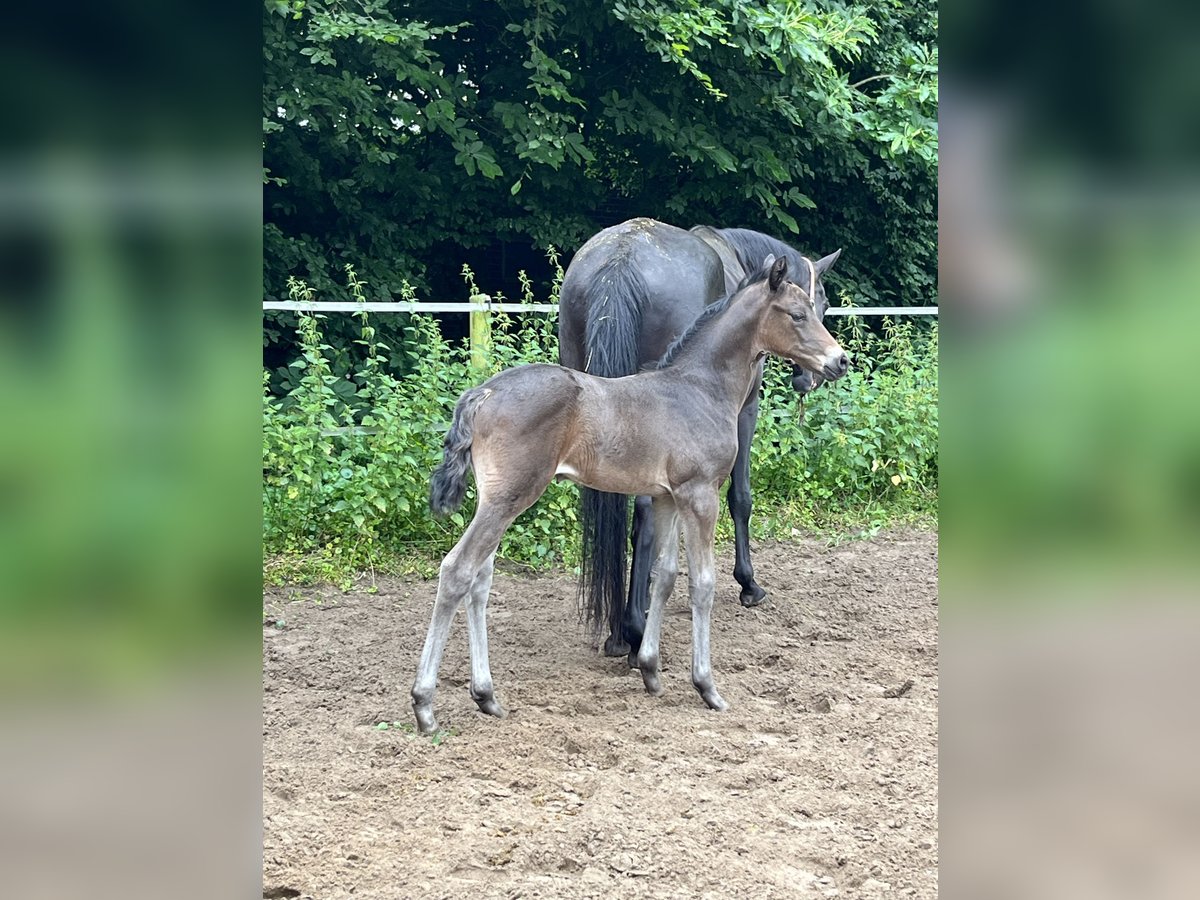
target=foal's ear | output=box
[768,255,788,292]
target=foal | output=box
[411,256,849,733]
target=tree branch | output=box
[848,73,895,90]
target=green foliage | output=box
[754,312,938,511]
[263,269,937,583]
[264,0,938,311]
[263,263,578,577]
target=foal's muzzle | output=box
[821,352,850,382]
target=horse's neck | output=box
[666,301,763,409]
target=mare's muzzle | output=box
[790,366,822,396]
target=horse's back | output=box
[559,218,725,370]
[472,364,583,430]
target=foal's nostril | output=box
[836,353,849,375]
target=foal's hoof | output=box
[739,584,767,608]
[638,654,663,696]
[702,690,729,712]
[413,705,438,735]
[475,696,507,719]
[641,671,664,697]
[603,635,631,657]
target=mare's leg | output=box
[729,379,767,607]
[465,551,505,719]
[636,498,680,697]
[616,494,655,662]
[679,487,728,711]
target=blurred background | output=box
[0,3,262,898]
[942,0,1200,896]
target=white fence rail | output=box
[263,301,938,316]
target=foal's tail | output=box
[578,258,647,638]
[430,387,490,517]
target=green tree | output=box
[263,0,937,356]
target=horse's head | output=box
[787,248,841,396]
[756,255,849,383]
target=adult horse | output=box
[558,218,842,658]
[412,256,849,733]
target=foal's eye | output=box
[791,311,807,323]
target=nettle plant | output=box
[263,267,937,579]
[263,263,581,574]
[753,307,938,512]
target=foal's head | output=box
[787,249,841,397]
[753,256,850,382]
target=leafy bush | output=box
[263,266,937,583]
[755,313,938,508]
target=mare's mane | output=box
[715,228,808,282]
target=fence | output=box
[263,299,938,372]
[262,301,939,315]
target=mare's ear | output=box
[814,249,842,276]
[768,255,788,292]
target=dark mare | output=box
[558,218,843,658]
[412,257,849,733]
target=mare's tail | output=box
[430,387,490,517]
[578,258,647,639]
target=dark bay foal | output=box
[411,256,848,734]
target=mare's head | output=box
[750,256,849,383]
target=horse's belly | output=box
[556,458,668,496]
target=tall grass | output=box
[263,264,937,584]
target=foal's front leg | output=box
[635,498,680,698]
[680,490,728,711]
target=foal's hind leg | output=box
[412,556,471,733]
[411,531,490,734]
[729,387,767,607]
[412,494,541,733]
[465,552,506,719]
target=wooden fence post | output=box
[469,293,492,373]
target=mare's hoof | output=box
[739,584,767,608]
[603,635,631,657]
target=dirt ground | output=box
[263,528,938,899]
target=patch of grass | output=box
[374,720,457,746]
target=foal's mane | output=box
[653,262,773,371]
